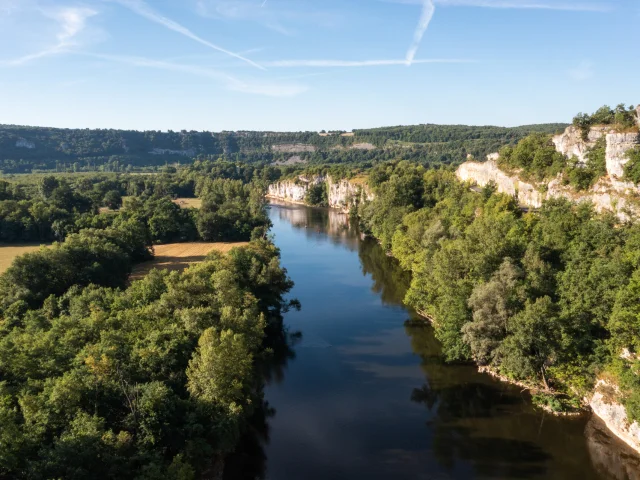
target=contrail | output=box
[264,58,474,67]
[111,0,265,70]
[261,0,267,6]
[405,0,435,65]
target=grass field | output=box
[130,242,248,281]
[172,198,202,209]
[0,245,45,274]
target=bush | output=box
[623,147,640,184]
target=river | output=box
[227,201,640,480]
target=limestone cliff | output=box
[590,380,640,456]
[267,175,372,212]
[457,123,640,452]
[552,125,609,164]
[457,124,640,220]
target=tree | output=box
[462,259,523,365]
[498,296,560,389]
[103,190,123,210]
[38,176,59,199]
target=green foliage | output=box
[196,179,270,242]
[0,240,293,477]
[565,137,607,190]
[360,155,640,407]
[304,181,328,207]
[0,122,567,174]
[103,190,123,210]
[623,146,640,184]
[573,104,638,140]
[531,392,581,413]
[497,133,567,181]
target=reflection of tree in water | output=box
[358,238,412,306]
[269,202,359,252]
[406,321,555,479]
[224,311,301,479]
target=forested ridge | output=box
[0,122,566,174]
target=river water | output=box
[230,201,640,480]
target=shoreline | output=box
[267,189,640,455]
[266,195,351,214]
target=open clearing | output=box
[130,242,248,280]
[172,198,202,209]
[0,245,45,274]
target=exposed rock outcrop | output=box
[271,144,316,153]
[552,126,610,164]
[590,380,640,455]
[267,176,373,212]
[607,132,640,179]
[457,124,640,220]
[585,416,640,480]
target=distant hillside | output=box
[0,122,568,174]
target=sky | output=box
[0,0,638,132]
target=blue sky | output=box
[0,0,638,131]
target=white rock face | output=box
[456,159,546,207]
[457,124,640,220]
[637,106,640,128]
[267,177,318,204]
[552,126,610,164]
[590,380,640,455]
[606,132,640,178]
[327,177,374,211]
[15,138,35,149]
[271,144,316,153]
[267,176,372,212]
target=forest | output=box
[0,122,566,174]
[358,138,640,416]
[0,166,297,478]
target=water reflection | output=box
[244,202,639,480]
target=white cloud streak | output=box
[85,53,305,97]
[4,6,97,66]
[110,0,265,69]
[263,58,474,67]
[406,0,435,65]
[384,0,609,12]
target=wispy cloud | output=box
[109,0,265,69]
[263,58,474,68]
[195,0,341,36]
[383,0,610,12]
[0,0,19,15]
[568,60,594,81]
[406,0,435,65]
[85,52,306,97]
[3,6,98,66]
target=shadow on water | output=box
[227,202,640,480]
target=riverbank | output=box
[262,201,624,479]
[267,192,640,458]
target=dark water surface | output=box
[230,201,640,480]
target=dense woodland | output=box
[0,166,299,478]
[0,122,566,174]
[359,147,640,416]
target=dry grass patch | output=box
[0,245,44,274]
[173,198,202,209]
[130,242,248,281]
